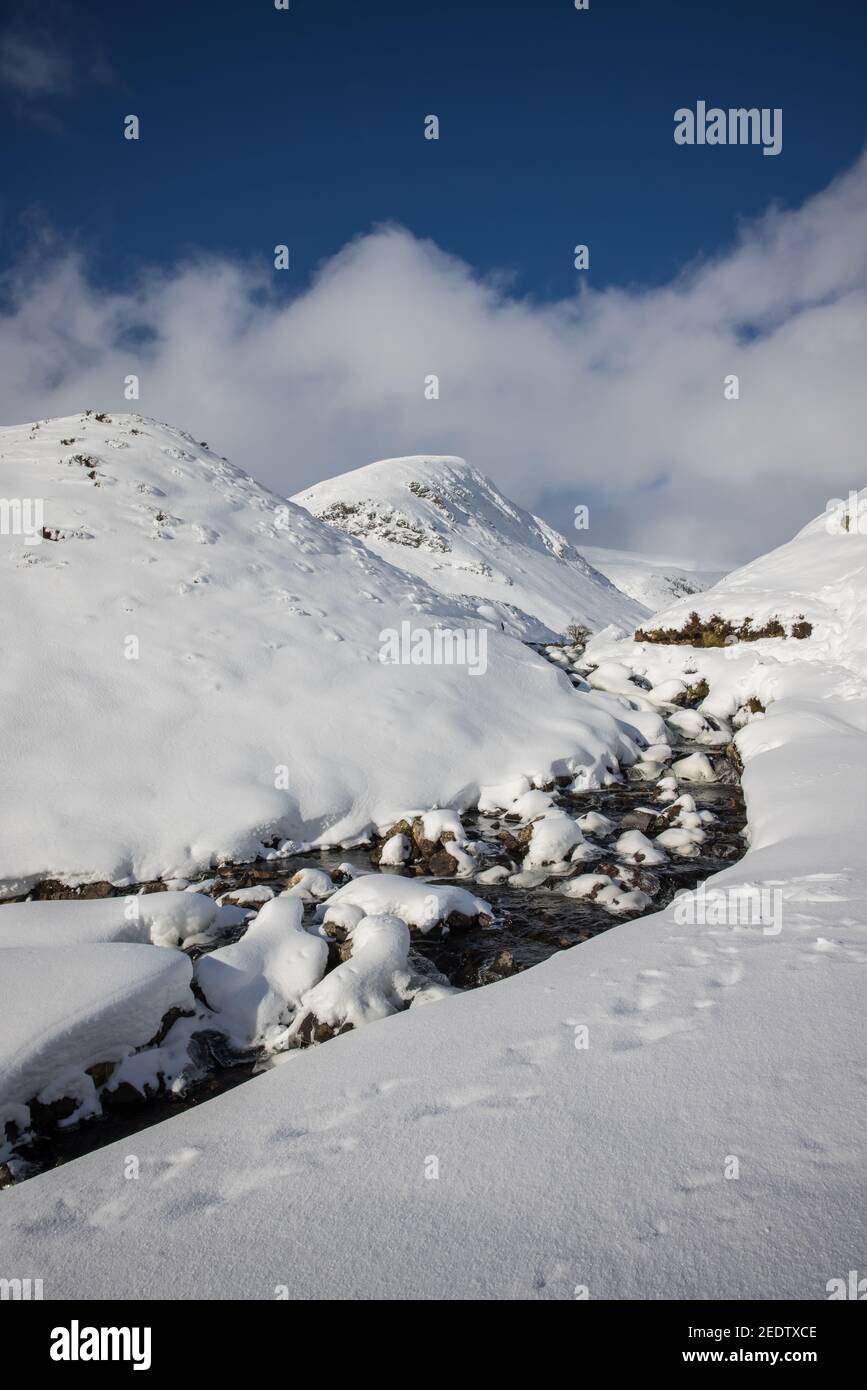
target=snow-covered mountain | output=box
[580,545,725,613]
[292,456,645,637]
[0,414,650,894]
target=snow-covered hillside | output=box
[0,414,653,895]
[580,546,725,613]
[601,492,867,677]
[292,456,645,637]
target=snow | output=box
[379,834,411,866]
[194,897,329,1049]
[0,415,660,897]
[0,891,217,949]
[324,874,490,932]
[0,460,865,1300]
[524,812,586,867]
[614,829,667,866]
[292,455,645,639]
[288,914,412,1035]
[670,751,717,782]
[580,545,726,613]
[0,943,192,1137]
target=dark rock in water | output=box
[85,1060,116,1088]
[428,850,456,876]
[29,1093,80,1130]
[18,878,126,902]
[102,1081,147,1109]
[0,1162,15,1189]
[482,949,520,982]
[712,758,740,784]
[620,809,658,833]
[383,819,413,842]
[445,909,492,931]
[293,1013,353,1046]
[634,870,662,896]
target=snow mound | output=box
[290,914,412,1036]
[293,455,645,638]
[325,874,490,932]
[0,891,217,949]
[194,897,328,1049]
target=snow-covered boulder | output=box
[194,897,328,1049]
[324,874,491,933]
[0,943,193,1140]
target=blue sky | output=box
[1,1,866,565]
[2,0,866,296]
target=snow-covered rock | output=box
[194,897,328,1049]
[289,914,412,1037]
[0,943,193,1137]
[324,874,490,933]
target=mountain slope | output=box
[292,456,645,637]
[0,414,649,894]
[580,545,725,613]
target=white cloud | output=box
[0,30,72,97]
[1,150,866,565]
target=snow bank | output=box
[0,892,217,949]
[0,944,192,1135]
